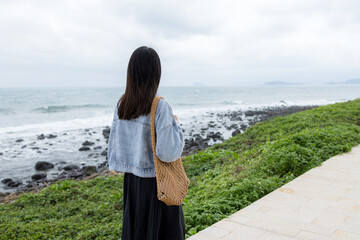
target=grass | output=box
[1,98,360,239]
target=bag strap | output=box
[150,96,164,159]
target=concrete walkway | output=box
[187,145,360,240]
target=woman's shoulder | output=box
[156,98,173,115]
[157,97,169,108]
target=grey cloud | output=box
[0,0,360,87]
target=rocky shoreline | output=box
[0,104,318,203]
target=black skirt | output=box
[121,172,185,240]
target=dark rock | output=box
[47,134,57,139]
[37,134,45,140]
[35,161,55,171]
[63,164,80,171]
[100,150,107,156]
[15,139,24,142]
[8,179,22,188]
[230,116,243,121]
[79,146,91,151]
[240,124,248,131]
[0,152,3,156]
[37,151,42,153]
[232,129,241,136]
[1,178,13,185]
[82,140,95,146]
[21,145,27,148]
[94,146,102,150]
[207,132,223,140]
[103,126,110,142]
[82,166,97,176]
[31,173,47,181]
[25,183,36,188]
[31,147,40,150]
[1,178,23,188]
[68,171,83,179]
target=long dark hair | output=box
[117,46,161,120]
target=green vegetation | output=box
[1,99,360,239]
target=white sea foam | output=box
[0,114,114,139]
[0,98,349,140]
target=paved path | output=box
[187,145,360,240]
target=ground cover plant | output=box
[1,99,360,239]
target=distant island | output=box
[326,79,360,85]
[263,81,303,86]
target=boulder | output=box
[82,166,97,176]
[244,111,255,117]
[63,164,80,171]
[82,140,95,146]
[232,129,241,136]
[15,139,24,142]
[102,127,110,142]
[1,178,13,185]
[47,134,57,139]
[68,171,83,179]
[35,161,55,171]
[79,146,91,151]
[37,134,45,140]
[31,173,47,181]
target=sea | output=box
[0,85,359,192]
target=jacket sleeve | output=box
[155,99,185,162]
[106,105,118,169]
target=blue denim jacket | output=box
[106,98,185,178]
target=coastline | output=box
[0,104,318,202]
[1,99,359,239]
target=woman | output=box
[107,46,186,240]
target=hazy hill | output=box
[326,79,360,85]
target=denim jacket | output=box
[106,97,185,178]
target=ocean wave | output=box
[0,114,113,137]
[219,101,242,105]
[32,104,108,113]
[0,108,15,115]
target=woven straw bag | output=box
[150,96,190,206]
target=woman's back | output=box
[107,98,185,177]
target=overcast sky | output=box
[0,0,359,87]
